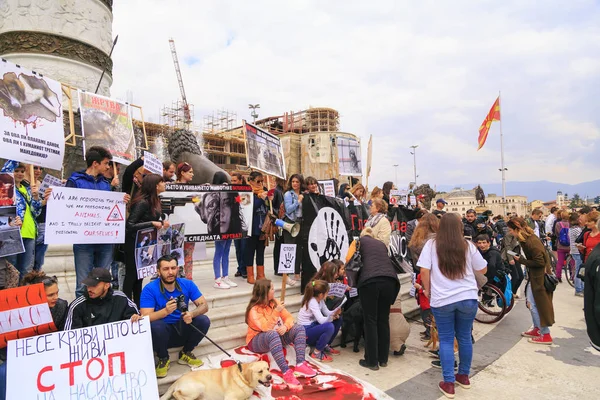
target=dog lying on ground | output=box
[340,300,363,353]
[160,360,272,400]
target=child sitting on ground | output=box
[297,280,342,362]
[245,279,316,387]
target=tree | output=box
[569,193,581,209]
[413,184,436,210]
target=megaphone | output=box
[275,219,301,237]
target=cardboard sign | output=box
[278,244,296,274]
[45,187,126,244]
[38,174,64,195]
[162,184,253,243]
[143,151,163,175]
[79,91,135,165]
[135,223,185,279]
[0,284,56,348]
[327,282,348,298]
[7,318,159,400]
[243,121,286,179]
[318,180,336,197]
[0,59,65,170]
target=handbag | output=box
[346,239,363,288]
[543,272,559,292]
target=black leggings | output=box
[123,239,142,307]
[359,279,397,366]
[244,235,265,267]
[510,262,524,294]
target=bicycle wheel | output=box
[565,255,576,288]
[547,249,557,274]
[475,284,507,324]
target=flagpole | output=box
[499,91,507,215]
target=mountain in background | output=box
[435,180,600,202]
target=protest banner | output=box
[0,284,56,348]
[328,282,348,298]
[277,244,296,274]
[0,59,65,170]
[79,91,135,165]
[337,137,362,176]
[243,121,286,179]
[39,174,64,195]
[45,187,126,245]
[135,223,185,279]
[143,150,163,175]
[7,318,159,400]
[162,183,253,243]
[390,189,408,206]
[317,180,336,197]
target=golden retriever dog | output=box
[160,361,272,400]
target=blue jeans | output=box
[73,243,114,297]
[0,362,6,400]
[573,254,584,294]
[7,237,35,280]
[234,238,246,275]
[431,299,478,383]
[526,282,550,335]
[304,321,335,351]
[34,223,48,271]
[213,239,232,279]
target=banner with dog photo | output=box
[337,137,362,176]
[135,223,186,279]
[0,59,65,170]
[243,121,286,179]
[79,91,136,165]
[0,205,24,258]
[161,183,253,242]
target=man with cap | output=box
[432,198,447,218]
[64,268,140,330]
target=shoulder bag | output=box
[346,239,363,288]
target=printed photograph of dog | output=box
[0,227,24,258]
[0,71,61,125]
[337,137,362,176]
[0,173,15,207]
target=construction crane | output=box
[169,38,192,129]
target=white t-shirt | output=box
[417,239,487,308]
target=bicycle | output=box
[562,254,576,287]
[475,282,514,324]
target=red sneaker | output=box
[455,373,471,389]
[521,327,540,338]
[528,333,553,345]
[294,361,317,378]
[438,381,455,398]
[282,369,301,387]
[324,345,341,355]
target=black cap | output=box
[82,268,112,286]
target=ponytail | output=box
[301,280,329,310]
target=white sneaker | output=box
[222,276,238,287]
[214,278,230,289]
[286,278,298,287]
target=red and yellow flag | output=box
[477,96,501,150]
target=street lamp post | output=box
[393,164,399,184]
[248,104,260,123]
[409,145,419,186]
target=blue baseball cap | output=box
[436,198,447,205]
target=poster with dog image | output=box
[79,91,135,165]
[0,59,65,170]
[337,137,362,176]
[0,173,15,207]
[243,121,286,179]
[161,183,253,242]
[135,223,186,279]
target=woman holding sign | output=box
[245,171,273,284]
[177,162,195,279]
[283,174,304,286]
[125,174,169,306]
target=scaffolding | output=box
[160,100,195,136]
[202,109,238,135]
[201,109,247,171]
[255,107,340,135]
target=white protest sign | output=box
[45,187,126,244]
[39,174,65,195]
[327,282,348,298]
[278,244,296,274]
[143,151,163,175]
[318,180,336,197]
[7,318,159,400]
[390,189,408,206]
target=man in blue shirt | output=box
[140,255,210,378]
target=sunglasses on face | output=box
[33,167,43,171]
[255,180,264,184]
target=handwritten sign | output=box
[143,151,163,175]
[327,282,348,298]
[39,174,65,195]
[7,318,159,400]
[0,284,56,348]
[318,180,336,197]
[45,187,126,244]
[277,244,296,274]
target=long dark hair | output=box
[245,279,274,324]
[301,280,330,310]
[382,181,393,197]
[436,213,468,280]
[286,174,304,192]
[312,261,337,283]
[132,173,163,214]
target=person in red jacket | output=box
[414,273,433,341]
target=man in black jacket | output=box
[463,209,478,239]
[64,268,140,329]
[476,235,507,286]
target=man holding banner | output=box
[64,146,130,297]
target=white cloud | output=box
[110,0,600,187]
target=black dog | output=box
[340,300,363,353]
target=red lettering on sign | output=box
[37,366,54,392]
[60,360,82,386]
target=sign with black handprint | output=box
[277,244,296,274]
[308,208,349,269]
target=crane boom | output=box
[169,39,192,126]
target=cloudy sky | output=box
[111,0,600,188]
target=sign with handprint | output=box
[308,208,349,269]
[277,244,296,274]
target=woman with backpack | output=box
[554,210,571,283]
[282,174,304,287]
